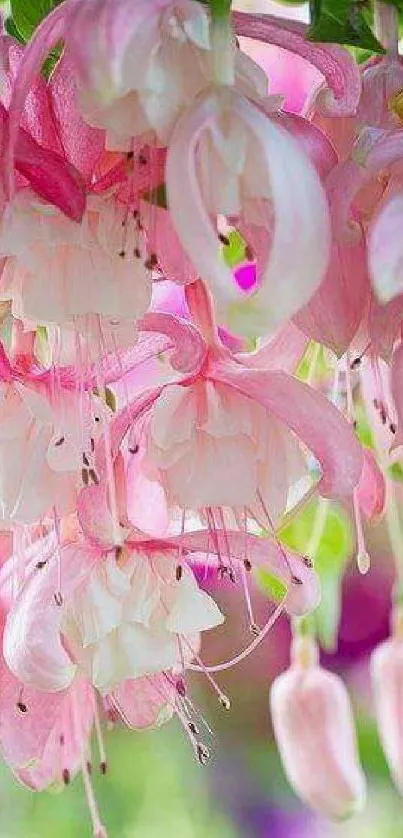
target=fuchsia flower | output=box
[3,0,403,831]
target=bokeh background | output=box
[2,0,403,835]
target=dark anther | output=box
[197,743,210,765]
[62,768,70,786]
[138,153,147,165]
[100,761,108,775]
[176,678,186,698]
[250,623,260,637]
[219,695,231,711]
[353,420,358,430]
[89,468,100,485]
[129,444,139,454]
[134,247,141,259]
[90,437,95,452]
[133,209,139,219]
[228,568,236,584]
[87,761,92,775]
[188,722,199,735]
[82,467,89,486]
[119,250,126,259]
[245,245,254,261]
[82,453,90,467]
[291,575,303,585]
[218,233,230,246]
[36,559,48,569]
[115,545,123,560]
[380,406,387,424]
[303,556,313,568]
[127,151,134,160]
[350,357,361,370]
[243,558,252,572]
[94,416,100,423]
[373,398,379,409]
[176,565,183,582]
[54,591,63,607]
[137,219,144,231]
[17,701,28,714]
[55,436,65,447]
[145,253,158,271]
[390,422,397,434]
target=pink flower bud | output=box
[271,637,366,819]
[371,628,403,794]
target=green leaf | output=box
[10,0,62,42]
[5,17,25,42]
[256,569,288,602]
[281,498,353,649]
[309,0,385,52]
[222,230,247,268]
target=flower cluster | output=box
[0,0,403,831]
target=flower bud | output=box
[371,615,403,794]
[270,637,366,819]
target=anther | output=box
[62,768,71,786]
[138,153,147,165]
[390,422,397,434]
[302,556,313,568]
[36,559,48,569]
[54,591,63,607]
[134,247,141,259]
[176,678,186,698]
[89,469,99,485]
[350,357,361,370]
[245,245,254,261]
[119,250,126,259]
[82,467,89,486]
[219,695,231,711]
[82,453,90,467]
[94,416,100,423]
[380,406,387,424]
[373,398,380,409]
[17,701,28,713]
[228,568,236,584]
[115,545,122,560]
[127,151,134,160]
[353,419,358,430]
[291,575,303,585]
[144,253,158,270]
[243,558,252,572]
[100,761,107,775]
[176,565,183,581]
[55,436,65,447]
[218,233,230,246]
[90,438,95,451]
[129,444,139,454]
[87,761,93,775]
[196,743,210,765]
[133,210,139,219]
[188,722,199,735]
[250,623,260,636]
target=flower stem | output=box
[210,0,235,86]
[374,1,399,54]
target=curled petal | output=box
[139,312,207,374]
[167,89,330,337]
[233,12,361,117]
[369,193,403,303]
[236,322,307,373]
[4,543,99,692]
[150,530,321,617]
[272,112,337,180]
[211,365,363,498]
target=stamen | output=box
[94,698,108,775]
[62,768,71,786]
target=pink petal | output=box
[369,193,403,303]
[371,637,403,795]
[294,236,370,357]
[233,12,361,117]
[356,448,386,521]
[4,542,99,691]
[211,365,363,498]
[111,675,174,729]
[139,312,207,375]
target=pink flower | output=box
[271,636,366,819]
[371,618,403,795]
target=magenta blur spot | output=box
[234,263,257,293]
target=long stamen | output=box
[345,355,370,574]
[94,697,108,774]
[189,597,286,674]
